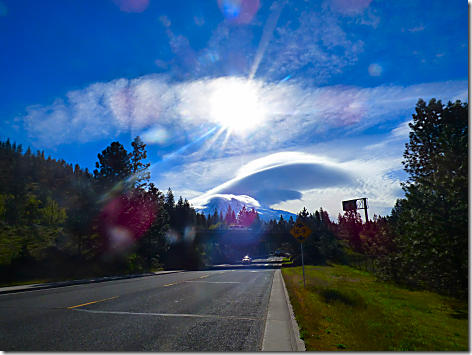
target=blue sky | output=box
[0,0,468,219]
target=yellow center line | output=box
[200,275,209,278]
[67,296,119,309]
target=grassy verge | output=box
[282,264,468,351]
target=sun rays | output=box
[209,79,267,134]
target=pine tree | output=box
[252,211,261,230]
[40,197,67,226]
[396,98,468,296]
[224,205,233,225]
[175,196,184,227]
[130,136,150,189]
[288,215,294,230]
[164,188,175,227]
[137,183,169,269]
[237,205,247,226]
[93,141,131,190]
[278,215,286,231]
[337,210,363,253]
[297,207,309,221]
[211,208,219,225]
[219,210,224,225]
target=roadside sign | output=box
[290,221,311,244]
[290,220,311,287]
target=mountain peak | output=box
[191,194,296,221]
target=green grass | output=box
[282,264,468,351]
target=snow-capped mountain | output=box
[191,194,296,221]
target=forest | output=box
[0,98,467,298]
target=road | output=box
[251,256,284,263]
[0,270,275,351]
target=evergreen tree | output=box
[224,205,233,225]
[211,208,219,225]
[219,210,224,225]
[252,211,261,230]
[237,205,258,227]
[137,183,169,269]
[297,207,309,221]
[175,196,185,227]
[278,215,286,231]
[337,210,363,253]
[40,197,67,226]
[130,136,150,189]
[395,99,468,296]
[288,215,294,230]
[164,188,175,227]
[93,142,131,190]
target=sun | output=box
[209,80,266,133]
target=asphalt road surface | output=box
[0,270,275,351]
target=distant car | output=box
[275,250,290,257]
[242,255,252,264]
[229,225,248,231]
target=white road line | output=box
[72,308,258,321]
[184,281,243,284]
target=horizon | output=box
[0,0,467,219]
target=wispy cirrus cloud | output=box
[18,74,467,154]
[260,10,365,81]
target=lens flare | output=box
[141,126,169,145]
[109,226,133,252]
[368,63,383,76]
[209,80,266,133]
[217,0,260,24]
[99,192,157,255]
[183,227,196,244]
[166,229,180,244]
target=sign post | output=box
[301,243,305,287]
[290,221,311,287]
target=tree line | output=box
[0,134,283,278]
[297,99,467,298]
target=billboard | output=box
[342,199,357,211]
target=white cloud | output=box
[391,120,412,139]
[261,10,365,81]
[18,75,467,151]
[409,24,425,33]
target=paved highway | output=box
[0,270,275,351]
